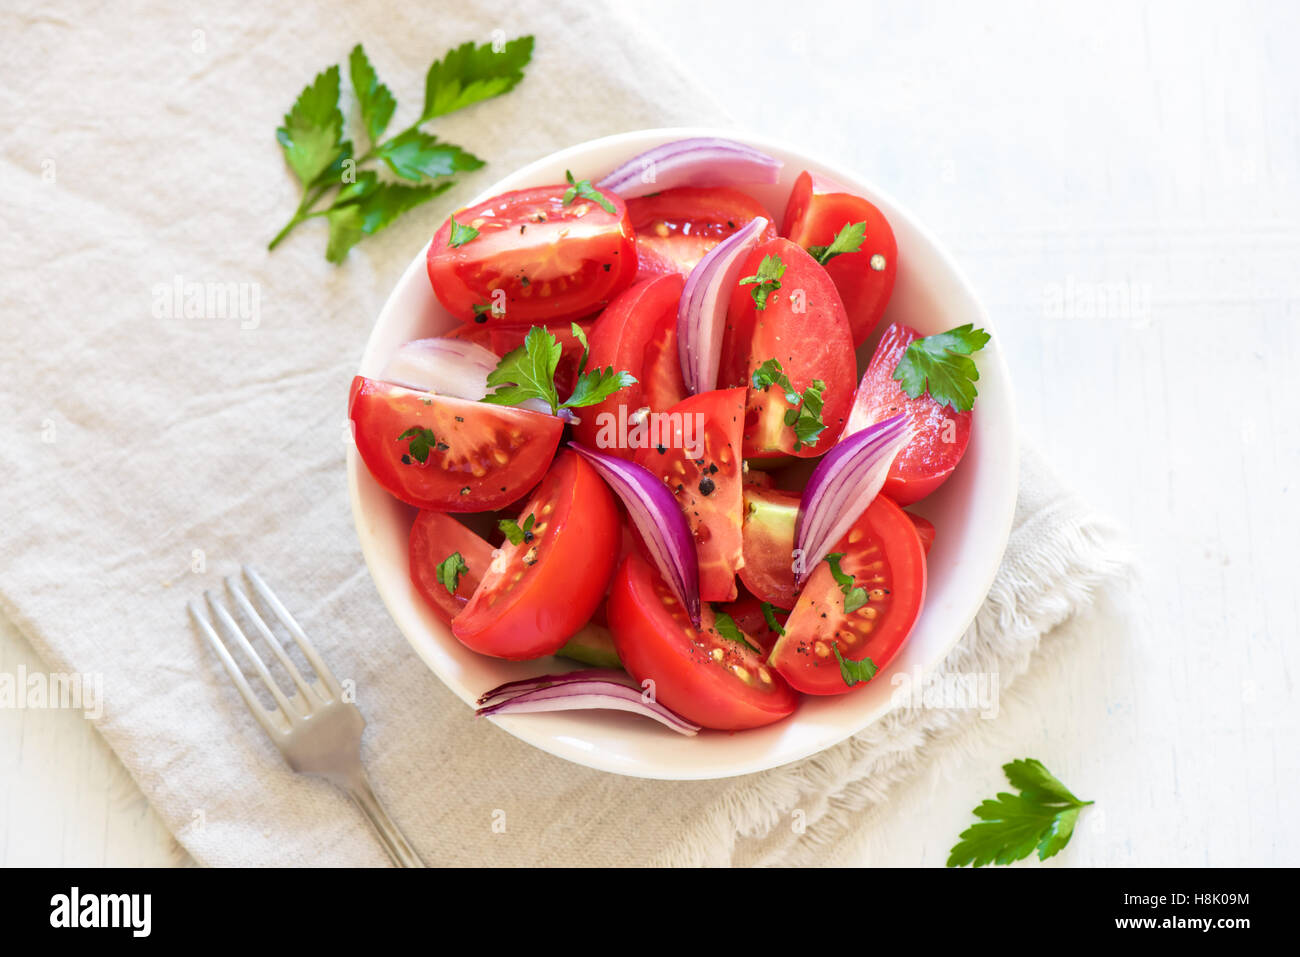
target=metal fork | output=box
[188,565,425,867]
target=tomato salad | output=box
[350,137,991,735]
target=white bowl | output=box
[348,127,1017,780]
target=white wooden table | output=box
[3,0,1297,866]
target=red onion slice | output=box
[677,216,768,394]
[382,337,498,400]
[568,442,701,626]
[794,414,910,583]
[596,137,782,199]
[477,668,623,706]
[477,679,700,736]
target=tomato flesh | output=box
[738,485,801,608]
[427,185,637,325]
[782,170,897,346]
[634,387,746,602]
[845,323,972,505]
[627,187,778,281]
[720,238,856,459]
[607,554,798,730]
[453,450,621,659]
[719,592,789,657]
[409,512,492,622]
[769,495,926,695]
[349,376,563,512]
[571,275,688,458]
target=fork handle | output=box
[345,772,426,868]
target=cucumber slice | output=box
[556,622,623,669]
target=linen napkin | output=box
[0,0,1129,866]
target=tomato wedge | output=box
[427,185,637,325]
[627,187,778,281]
[349,376,563,512]
[571,274,687,458]
[845,322,972,505]
[607,553,798,730]
[453,450,621,659]
[738,485,800,608]
[409,511,492,622]
[720,238,856,459]
[781,170,897,346]
[908,513,936,555]
[769,495,926,695]
[719,592,789,657]
[634,387,746,602]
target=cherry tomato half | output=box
[409,511,493,622]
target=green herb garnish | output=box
[270,37,532,261]
[397,426,439,464]
[806,221,867,265]
[448,217,480,247]
[738,254,786,309]
[831,642,877,687]
[760,601,787,636]
[711,607,760,653]
[434,552,468,594]
[947,759,1094,868]
[482,326,635,414]
[561,170,617,215]
[498,513,536,546]
[892,324,991,413]
[751,358,827,450]
[823,553,868,613]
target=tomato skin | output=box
[908,513,936,555]
[720,238,856,459]
[349,376,563,512]
[769,495,926,696]
[571,275,687,458]
[453,451,621,660]
[607,554,798,730]
[781,170,897,346]
[409,512,493,622]
[845,323,972,505]
[627,187,778,282]
[634,387,746,602]
[738,485,801,608]
[427,185,637,325]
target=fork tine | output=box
[188,600,287,738]
[226,575,323,708]
[205,590,300,719]
[243,565,343,697]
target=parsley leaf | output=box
[276,65,345,187]
[738,254,786,309]
[751,358,827,450]
[434,552,468,594]
[947,759,1093,868]
[806,221,867,265]
[562,170,617,215]
[831,642,877,686]
[498,513,536,546]
[348,44,396,144]
[397,426,440,464]
[482,326,635,413]
[421,36,535,121]
[325,181,448,263]
[760,601,787,636]
[711,606,760,653]
[824,553,868,613]
[448,217,480,248]
[378,129,484,182]
[570,322,590,379]
[892,324,991,413]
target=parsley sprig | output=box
[562,170,617,215]
[760,601,787,636]
[823,552,868,613]
[498,513,536,546]
[893,324,991,413]
[434,552,468,594]
[739,254,786,309]
[831,642,877,687]
[947,759,1093,867]
[710,606,760,653]
[447,217,480,247]
[270,37,534,262]
[751,358,827,451]
[397,426,440,464]
[806,221,867,265]
[482,326,635,415]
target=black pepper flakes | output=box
[698,476,716,496]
